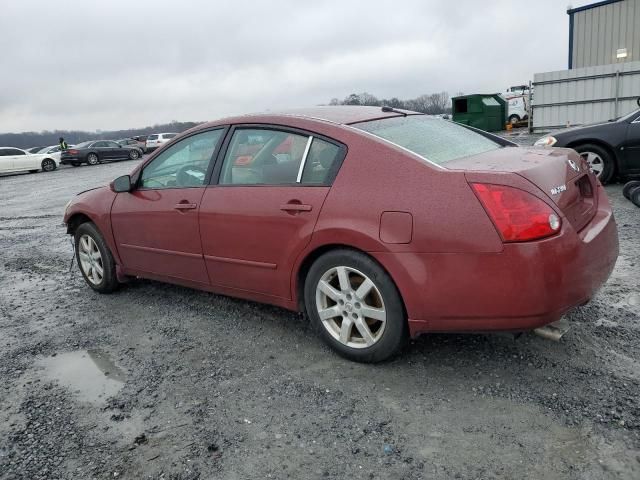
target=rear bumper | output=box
[374,184,619,336]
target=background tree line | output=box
[328,91,458,115]
[0,121,201,149]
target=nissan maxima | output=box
[63,106,619,362]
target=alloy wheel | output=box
[580,151,604,178]
[315,266,386,349]
[42,159,55,171]
[130,150,139,160]
[87,154,99,165]
[78,234,104,285]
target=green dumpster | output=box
[451,94,507,132]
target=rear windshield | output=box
[353,116,501,165]
[147,135,158,140]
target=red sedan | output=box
[63,106,619,362]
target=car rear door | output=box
[0,149,13,172]
[623,115,640,173]
[199,126,346,300]
[9,149,36,172]
[110,128,226,284]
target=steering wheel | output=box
[176,164,207,187]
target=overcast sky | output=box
[0,0,593,133]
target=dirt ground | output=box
[0,152,639,480]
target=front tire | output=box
[574,144,614,184]
[304,249,407,363]
[74,223,119,293]
[508,114,520,126]
[41,158,56,172]
[87,153,100,166]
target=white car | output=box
[36,145,74,164]
[0,147,59,174]
[145,133,177,151]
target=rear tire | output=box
[304,249,407,363]
[630,186,640,207]
[573,143,614,184]
[623,180,640,200]
[74,223,119,293]
[508,114,520,126]
[87,153,99,166]
[129,149,140,160]
[41,158,56,172]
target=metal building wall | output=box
[571,0,640,68]
[532,61,640,131]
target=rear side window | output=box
[300,138,341,184]
[219,129,310,185]
[163,133,176,139]
[353,116,501,165]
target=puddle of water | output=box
[39,350,125,403]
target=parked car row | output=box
[1,131,181,176]
[0,146,69,174]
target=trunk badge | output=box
[568,159,580,172]
[551,184,567,195]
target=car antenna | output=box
[381,106,407,116]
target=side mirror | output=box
[111,175,132,193]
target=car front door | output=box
[106,140,127,159]
[199,126,346,300]
[623,115,640,173]
[110,128,225,284]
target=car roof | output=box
[198,106,421,130]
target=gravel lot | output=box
[1,152,639,480]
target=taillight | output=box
[470,183,561,242]
[67,149,79,155]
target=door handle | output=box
[280,203,312,212]
[174,202,197,210]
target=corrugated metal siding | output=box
[532,61,640,131]
[572,0,640,68]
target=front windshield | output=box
[353,115,502,165]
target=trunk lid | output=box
[447,146,598,232]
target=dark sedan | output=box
[535,105,640,183]
[61,140,143,167]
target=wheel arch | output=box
[66,213,94,235]
[293,244,408,319]
[41,157,56,168]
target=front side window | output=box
[219,129,310,185]
[8,149,25,156]
[140,129,223,189]
[353,115,501,165]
